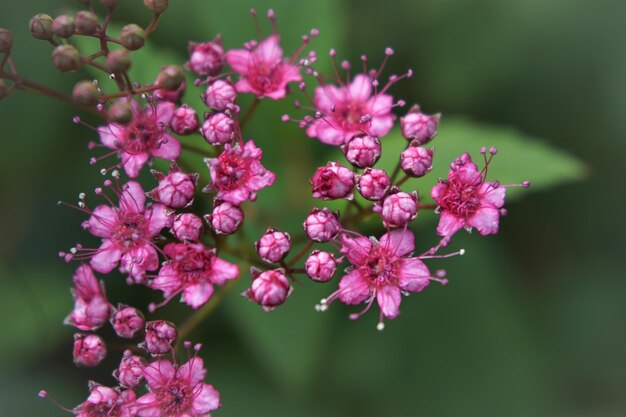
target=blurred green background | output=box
[1,0,625,416]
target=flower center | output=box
[336,101,367,130]
[441,183,481,217]
[112,212,148,249]
[216,153,247,191]
[176,249,212,283]
[361,246,394,285]
[161,381,192,415]
[123,114,160,153]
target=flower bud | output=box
[65,265,111,331]
[120,24,145,51]
[29,14,53,40]
[206,201,243,235]
[72,80,99,106]
[111,305,145,339]
[400,106,440,145]
[156,65,184,91]
[305,250,338,282]
[342,134,381,168]
[75,11,99,35]
[73,334,107,367]
[243,268,292,311]
[255,229,291,263]
[141,320,177,355]
[303,207,341,242]
[148,166,198,209]
[169,104,198,135]
[52,45,80,72]
[375,190,418,227]
[203,80,236,111]
[356,168,390,201]
[0,28,13,52]
[144,0,169,13]
[108,100,132,124]
[187,37,224,76]
[52,15,75,38]
[201,112,234,145]
[114,351,146,388]
[106,49,131,73]
[400,144,433,178]
[311,162,355,200]
[171,213,203,241]
[153,77,185,103]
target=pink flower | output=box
[73,333,107,367]
[303,207,342,242]
[111,305,145,339]
[431,152,506,242]
[134,357,220,417]
[311,162,355,200]
[97,101,181,178]
[141,320,177,355]
[115,350,146,388]
[373,190,419,228]
[243,268,292,312]
[306,74,394,145]
[203,140,276,206]
[319,229,445,328]
[356,168,391,201]
[147,165,199,209]
[255,229,291,263]
[65,265,111,331]
[305,250,339,282]
[400,143,434,178]
[341,134,382,168]
[79,181,173,282]
[226,34,302,100]
[171,213,204,242]
[400,105,440,145]
[187,36,224,76]
[150,242,239,309]
[74,384,136,417]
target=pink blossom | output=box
[111,305,145,339]
[203,140,276,205]
[206,201,244,235]
[201,112,235,145]
[65,265,111,331]
[226,34,302,100]
[311,162,355,200]
[374,190,419,228]
[134,357,220,417]
[171,213,203,242]
[74,384,136,417]
[187,36,224,76]
[400,106,440,145]
[341,134,381,168]
[400,143,434,178]
[356,168,391,201]
[169,104,199,135]
[303,207,342,242]
[115,350,146,388]
[147,165,199,209]
[305,250,339,282]
[255,229,291,263]
[73,333,107,367]
[150,242,239,309]
[141,320,177,355]
[243,268,292,312]
[97,101,181,178]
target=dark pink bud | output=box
[114,350,146,388]
[400,144,434,178]
[73,334,107,367]
[187,37,224,76]
[341,134,381,168]
[357,168,391,201]
[305,250,338,282]
[111,305,145,339]
[255,229,291,263]
[169,104,199,135]
[149,166,198,209]
[201,112,234,145]
[141,320,177,355]
[311,162,355,200]
[400,106,440,145]
[205,201,243,235]
[303,207,341,242]
[66,265,111,331]
[203,80,236,111]
[171,213,203,241]
[375,191,418,227]
[243,268,292,311]
[153,77,186,103]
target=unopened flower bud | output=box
[156,65,184,91]
[120,24,145,51]
[187,37,224,76]
[375,191,418,227]
[243,268,292,311]
[303,207,341,242]
[203,80,236,111]
[65,265,111,331]
[29,14,53,40]
[114,351,146,388]
[311,162,355,200]
[171,213,203,241]
[206,201,243,235]
[111,305,145,339]
[108,100,132,124]
[201,112,234,145]
[342,134,381,168]
[144,0,169,13]
[52,15,75,38]
[106,49,131,73]
[0,28,13,52]
[400,144,433,178]
[400,106,440,145]
[52,44,80,72]
[148,166,198,209]
[141,320,177,355]
[357,168,390,201]
[73,334,107,367]
[75,11,99,35]
[305,250,338,282]
[255,229,291,263]
[169,105,198,135]
[153,77,185,103]
[72,80,99,106]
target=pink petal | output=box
[192,384,221,414]
[121,152,150,178]
[368,114,394,138]
[133,393,161,417]
[209,257,239,285]
[151,134,181,160]
[456,160,482,185]
[151,264,182,296]
[347,74,372,102]
[380,229,415,257]
[218,188,250,206]
[376,285,401,319]
[90,240,121,274]
[431,183,447,204]
[97,124,124,149]
[436,210,464,239]
[313,85,344,113]
[143,359,175,389]
[182,282,214,309]
[145,204,173,236]
[280,63,303,84]
[247,170,276,191]
[468,206,500,235]
[312,121,345,146]
[225,49,252,74]
[120,245,159,279]
[338,270,371,305]
[479,182,506,208]
[155,101,175,125]
[263,87,288,100]
[85,205,117,238]
[234,78,254,94]
[178,357,207,386]
[254,34,283,64]
[368,93,393,115]
[395,257,431,293]
[120,181,146,214]
[339,234,372,265]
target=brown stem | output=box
[287,240,314,269]
[418,203,437,210]
[145,14,162,37]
